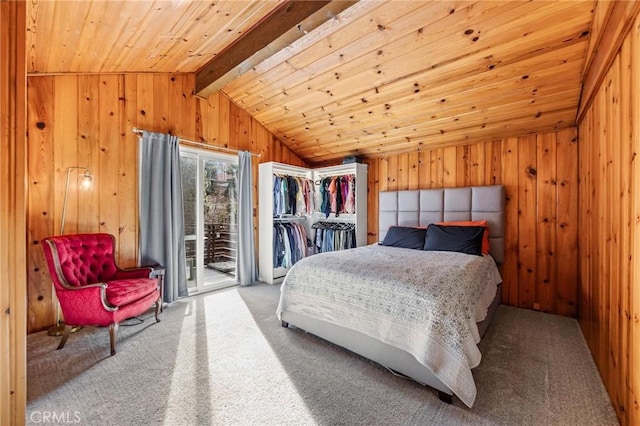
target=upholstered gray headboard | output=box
[378,185,505,263]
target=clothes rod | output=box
[132,127,261,157]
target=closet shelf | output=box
[273,215,308,221]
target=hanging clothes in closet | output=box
[273,222,308,268]
[312,221,356,253]
[273,175,315,217]
[317,175,356,218]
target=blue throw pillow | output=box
[424,224,484,256]
[381,226,427,250]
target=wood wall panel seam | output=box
[628,14,640,426]
[1,1,27,424]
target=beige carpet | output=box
[27,283,617,425]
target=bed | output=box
[276,185,504,407]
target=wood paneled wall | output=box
[26,73,305,333]
[1,1,27,424]
[577,14,640,426]
[363,127,578,317]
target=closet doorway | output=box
[180,147,238,294]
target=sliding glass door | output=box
[180,147,238,294]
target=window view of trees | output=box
[204,160,237,225]
[180,157,238,227]
[181,157,197,234]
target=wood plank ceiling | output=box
[27,0,595,166]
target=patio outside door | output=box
[180,147,238,294]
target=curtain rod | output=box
[131,127,261,158]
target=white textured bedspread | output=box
[276,244,502,407]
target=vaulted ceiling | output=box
[27,0,595,165]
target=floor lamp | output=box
[48,166,94,336]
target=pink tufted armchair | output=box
[41,233,161,355]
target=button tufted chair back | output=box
[45,233,119,287]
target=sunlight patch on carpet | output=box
[163,289,315,425]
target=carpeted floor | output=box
[27,283,617,426]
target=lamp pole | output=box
[48,166,93,336]
[60,166,93,235]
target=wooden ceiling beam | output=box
[195,0,356,97]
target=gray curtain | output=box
[138,131,188,302]
[236,151,257,285]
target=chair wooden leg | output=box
[155,298,161,323]
[57,325,71,350]
[109,323,118,356]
